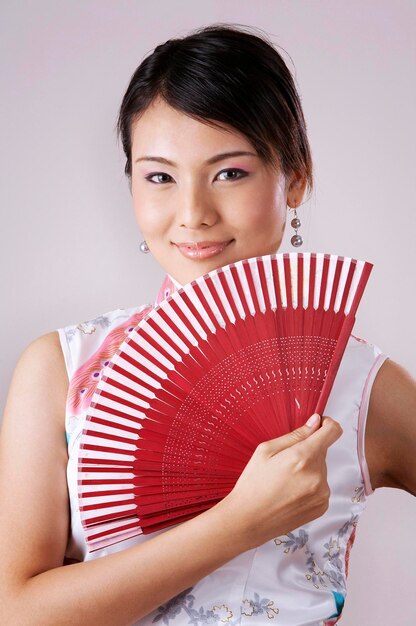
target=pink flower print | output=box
[67,305,152,416]
[154,274,180,306]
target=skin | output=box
[130,96,306,286]
[0,96,413,625]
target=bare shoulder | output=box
[2,330,68,429]
[17,329,67,372]
[365,357,416,495]
[0,331,70,586]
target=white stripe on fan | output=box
[345,259,365,315]
[223,265,246,320]
[289,253,298,308]
[183,282,216,334]
[303,252,311,309]
[334,257,352,313]
[323,254,338,311]
[171,288,208,340]
[248,257,266,313]
[313,253,324,310]
[196,272,226,328]
[235,261,256,316]
[138,318,183,360]
[277,255,287,308]
[210,270,236,324]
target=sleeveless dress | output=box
[57,272,389,626]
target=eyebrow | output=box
[134,150,258,166]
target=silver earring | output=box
[290,207,303,247]
[139,240,150,254]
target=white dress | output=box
[57,272,389,626]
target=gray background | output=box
[1,1,415,623]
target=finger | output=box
[300,416,343,455]
[265,414,322,456]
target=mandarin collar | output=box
[154,272,184,307]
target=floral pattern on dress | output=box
[65,313,117,342]
[151,587,279,624]
[274,512,358,595]
[63,278,179,441]
[274,527,347,624]
[351,479,366,503]
[273,481,364,624]
[66,306,153,417]
[152,588,234,625]
[241,593,279,619]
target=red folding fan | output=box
[77,252,373,552]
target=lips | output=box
[174,239,234,260]
[176,240,233,249]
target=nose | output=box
[176,185,218,229]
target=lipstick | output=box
[175,240,233,260]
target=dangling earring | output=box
[290,206,303,248]
[139,240,150,254]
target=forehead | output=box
[131,97,255,162]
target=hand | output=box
[219,414,343,550]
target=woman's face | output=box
[130,97,305,286]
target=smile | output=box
[173,240,234,260]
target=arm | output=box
[365,357,416,496]
[0,332,248,626]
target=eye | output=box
[216,168,248,181]
[144,172,173,184]
[144,168,248,184]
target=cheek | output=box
[133,199,170,234]
[232,205,280,233]
[228,181,284,228]
[253,188,286,228]
[131,182,156,228]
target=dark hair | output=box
[116,23,313,200]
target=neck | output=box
[167,272,183,289]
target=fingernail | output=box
[306,413,320,428]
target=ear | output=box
[286,170,307,208]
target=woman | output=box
[0,23,414,626]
